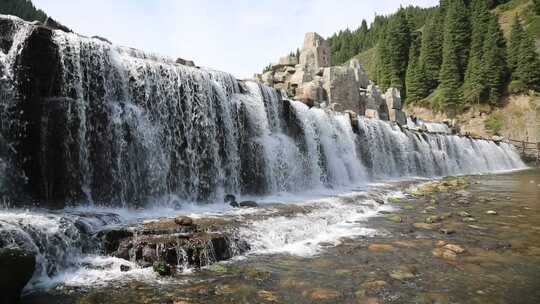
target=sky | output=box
[32,0,439,79]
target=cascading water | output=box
[0,15,528,294]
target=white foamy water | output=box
[238,191,399,256]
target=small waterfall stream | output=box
[0,15,528,293]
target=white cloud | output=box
[32,0,439,78]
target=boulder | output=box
[91,36,112,44]
[384,87,402,110]
[239,201,258,208]
[349,59,370,88]
[175,58,196,67]
[0,247,36,304]
[174,216,194,226]
[224,194,236,204]
[295,81,325,106]
[322,66,362,113]
[299,32,331,73]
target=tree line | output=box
[329,0,540,111]
[0,0,47,22]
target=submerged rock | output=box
[239,201,258,208]
[0,247,36,304]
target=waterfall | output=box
[0,15,528,290]
[0,16,526,206]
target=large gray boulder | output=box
[322,66,361,113]
[299,32,331,74]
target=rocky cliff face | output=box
[256,32,409,126]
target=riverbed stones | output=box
[307,288,341,301]
[239,201,258,208]
[174,216,194,226]
[413,222,439,230]
[389,265,417,281]
[368,244,396,253]
[385,214,403,223]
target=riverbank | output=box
[20,168,540,304]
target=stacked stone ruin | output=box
[256,32,408,125]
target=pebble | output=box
[444,244,465,254]
[308,288,341,301]
[389,266,417,281]
[486,210,498,215]
[413,222,439,230]
[458,211,471,217]
[368,244,395,253]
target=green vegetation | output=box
[0,0,47,22]
[328,0,540,113]
[484,112,505,134]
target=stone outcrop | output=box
[257,32,390,120]
[384,88,407,125]
[100,217,249,275]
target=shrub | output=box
[508,80,528,94]
[484,112,505,135]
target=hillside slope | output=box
[353,0,540,83]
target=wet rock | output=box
[142,245,157,265]
[44,16,72,32]
[432,248,457,260]
[308,288,341,301]
[458,211,471,217]
[389,265,417,281]
[444,244,465,254]
[230,201,240,208]
[358,280,388,295]
[120,264,131,272]
[436,240,447,247]
[224,194,236,204]
[462,217,477,223]
[413,223,439,230]
[385,215,402,223]
[439,228,455,235]
[258,290,279,302]
[486,210,498,215]
[425,215,443,224]
[239,201,258,208]
[368,244,395,253]
[97,228,134,253]
[174,216,194,226]
[0,247,36,304]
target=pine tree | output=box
[508,16,525,73]
[463,0,491,103]
[481,15,508,104]
[406,33,428,103]
[438,0,471,106]
[378,8,411,91]
[377,28,393,89]
[534,0,540,15]
[516,31,540,91]
[419,11,444,92]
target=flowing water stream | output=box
[0,15,531,302]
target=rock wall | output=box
[257,32,406,123]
